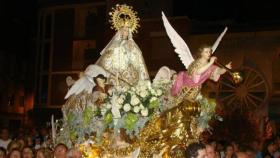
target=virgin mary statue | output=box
[95,4,149,86]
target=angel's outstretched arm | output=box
[194,57,216,75]
[216,61,232,74]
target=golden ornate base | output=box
[86,100,202,157]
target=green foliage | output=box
[124,113,138,130]
[104,113,113,125]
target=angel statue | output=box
[162,12,232,103]
[134,12,233,151]
[61,64,109,121]
[95,4,149,86]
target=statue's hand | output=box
[225,61,232,69]
[210,56,217,64]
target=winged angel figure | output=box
[162,12,232,102]
[64,64,108,99]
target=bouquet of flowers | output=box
[101,80,165,136]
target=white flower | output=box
[115,85,122,91]
[101,108,107,116]
[156,89,163,96]
[139,86,147,92]
[123,104,131,112]
[150,97,158,102]
[106,103,112,109]
[141,108,148,117]
[137,81,145,87]
[120,94,126,99]
[130,96,140,106]
[196,93,203,100]
[115,103,122,109]
[140,90,148,98]
[146,81,152,89]
[139,104,145,110]
[131,87,136,91]
[135,89,141,95]
[133,106,140,113]
[150,89,156,95]
[122,86,128,92]
[117,98,124,104]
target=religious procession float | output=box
[53,4,242,158]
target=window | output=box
[8,94,15,106]
[20,96,24,107]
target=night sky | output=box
[1,0,280,55]
[173,0,280,22]
[0,0,37,56]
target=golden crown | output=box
[109,4,140,33]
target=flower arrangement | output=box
[55,80,168,146]
[101,80,165,136]
[197,97,223,131]
[56,76,224,151]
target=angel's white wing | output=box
[64,64,108,99]
[83,64,108,78]
[162,12,194,69]
[153,66,172,83]
[212,27,228,54]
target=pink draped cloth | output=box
[171,65,218,96]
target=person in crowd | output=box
[251,140,263,158]
[206,144,219,158]
[224,143,235,158]
[235,152,249,158]
[7,140,21,153]
[16,128,25,140]
[273,136,280,158]
[35,147,53,158]
[24,136,33,148]
[245,147,256,158]
[39,128,49,145]
[54,143,68,158]
[8,149,21,158]
[185,142,207,158]
[0,128,12,149]
[237,145,255,158]
[66,148,82,158]
[231,141,239,153]
[22,146,34,158]
[0,147,6,158]
[34,137,41,150]
[216,141,225,158]
[262,139,277,158]
[16,139,25,151]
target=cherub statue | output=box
[92,74,112,107]
[162,12,232,103]
[64,64,108,99]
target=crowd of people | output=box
[1,126,280,158]
[0,127,82,158]
[186,136,280,158]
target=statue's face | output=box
[201,48,212,59]
[120,27,129,39]
[96,78,105,86]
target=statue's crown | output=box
[109,4,140,33]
